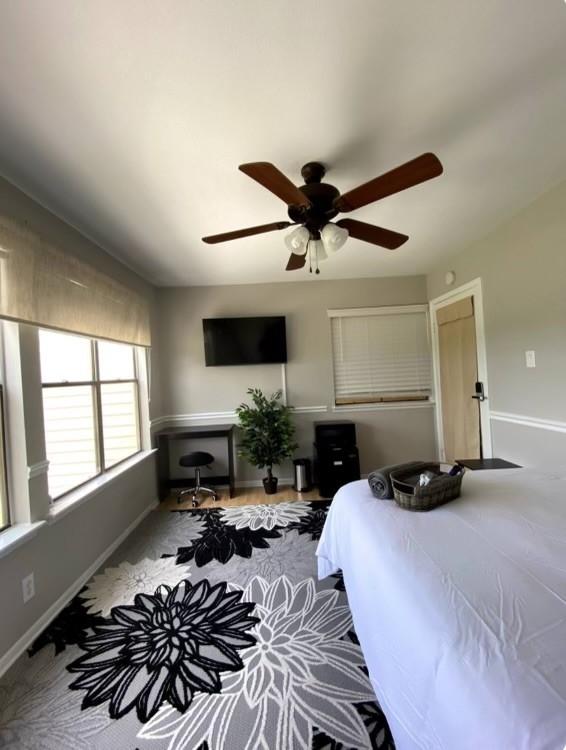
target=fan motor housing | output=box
[288,162,340,231]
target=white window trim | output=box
[332,400,435,413]
[40,332,144,501]
[328,304,433,407]
[0,520,46,560]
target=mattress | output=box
[316,469,566,750]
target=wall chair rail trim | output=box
[490,411,566,434]
[151,405,329,429]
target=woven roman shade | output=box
[0,217,150,346]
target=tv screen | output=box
[203,316,287,366]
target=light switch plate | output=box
[525,350,536,368]
[22,572,35,603]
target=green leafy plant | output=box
[236,388,298,483]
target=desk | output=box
[155,424,236,500]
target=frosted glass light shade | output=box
[284,225,310,253]
[321,223,348,252]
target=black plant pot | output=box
[263,476,278,495]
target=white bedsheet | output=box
[317,469,566,750]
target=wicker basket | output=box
[390,463,463,512]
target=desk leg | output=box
[228,430,236,498]
[157,435,170,501]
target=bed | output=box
[317,469,566,750]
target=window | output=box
[40,330,141,499]
[0,323,9,530]
[329,306,432,406]
[0,385,9,530]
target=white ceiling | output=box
[1,1,566,286]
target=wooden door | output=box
[436,297,481,461]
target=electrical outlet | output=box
[525,350,536,368]
[22,572,35,603]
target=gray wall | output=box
[0,457,156,660]
[427,178,566,467]
[154,277,437,482]
[0,176,158,664]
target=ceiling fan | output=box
[202,153,443,273]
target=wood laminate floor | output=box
[159,484,324,511]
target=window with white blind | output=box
[329,306,432,405]
[0,386,9,531]
[40,330,141,500]
[0,323,9,531]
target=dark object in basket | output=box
[390,463,463,511]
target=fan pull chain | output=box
[315,244,320,274]
[308,241,312,273]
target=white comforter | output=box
[317,469,566,750]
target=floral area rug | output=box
[0,500,395,750]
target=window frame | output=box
[0,384,10,531]
[41,334,142,501]
[328,305,432,407]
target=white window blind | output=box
[329,306,432,405]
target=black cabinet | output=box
[315,444,361,498]
[313,420,360,498]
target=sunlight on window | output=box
[101,382,139,468]
[0,386,9,529]
[39,329,92,383]
[39,329,141,499]
[98,340,135,380]
[42,385,98,498]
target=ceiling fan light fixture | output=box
[321,222,349,253]
[311,239,327,262]
[284,225,310,254]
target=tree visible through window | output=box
[40,330,141,499]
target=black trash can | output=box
[293,458,312,492]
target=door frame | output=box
[429,277,492,461]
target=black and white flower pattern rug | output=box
[0,500,395,750]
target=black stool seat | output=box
[177,450,217,508]
[179,451,214,468]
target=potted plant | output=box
[236,388,298,494]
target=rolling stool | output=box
[178,451,218,507]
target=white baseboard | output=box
[0,499,158,679]
[234,476,294,489]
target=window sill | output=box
[0,520,46,560]
[333,400,435,412]
[47,449,157,525]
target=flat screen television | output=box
[203,316,287,366]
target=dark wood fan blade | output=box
[286,252,307,271]
[337,219,409,249]
[335,153,443,212]
[202,221,292,244]
[239,162,311,208]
